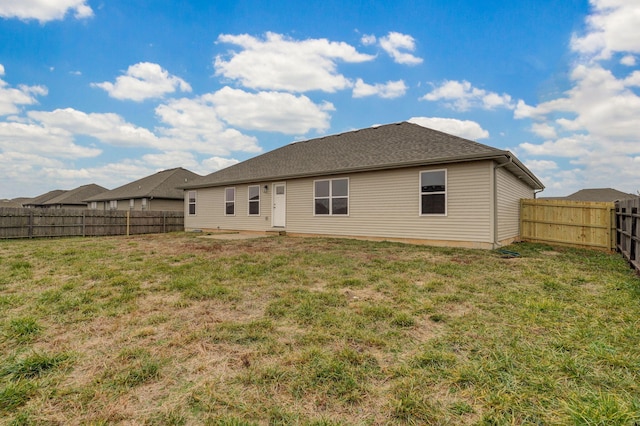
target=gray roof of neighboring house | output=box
[566,188,638,202]
[184,122,544,190]
[42,184,108,206]
[85,168,202,202]
[1,198,29,208]
[22,189,67,206]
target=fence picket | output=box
[520,199,615,250]
[616,198,640,274]
[0,208,184,239]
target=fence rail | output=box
[616,198,640,274]
[520,199,615,250]
[0,208,184,239]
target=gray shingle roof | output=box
[566,188,638,202]
[23,189,67,207]
[85,168,201,202]
[184,122,543,190]
[1,198,29,208]
[42,184,108,206]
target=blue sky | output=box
[1,0,639,199]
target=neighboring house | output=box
[182,122,544,249]
[22,190,67,208]
[85,168,202,212]
[1,198,31,208]
[41,184,108,209]
[543,188,638,202]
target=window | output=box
[225,187,235,216]
[109,200,118,210]
[129,199,135,210]
[248,185,260,216]
[142,198,148,210]
[188,191,196,215]
[420,170,446,215]
[90,201,97,210]
[314,178,348,215]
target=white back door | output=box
[272,183,286,227]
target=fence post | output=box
[163,211,166,233]
[126,210,130,236]
[615,205,621,251]
[609,206,616,250]
[632,207,638,264]
[28,210,33,238]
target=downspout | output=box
[493,154,513,249]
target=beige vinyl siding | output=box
[496,166,535,241]
[147,199,184,212]
[184,185,273,231]
[285,161,493,244]
[187,161,501,245]
[107,198,183,212]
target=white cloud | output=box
[0,121,101,158]
[208,87,334,134]
[624,70,640,86]
[422,80,514,111]
[202,156,239,172]
[0,151,67,198]
[524,159,559,174]
[517,64,640,143]
[92,62,192,102]
[570,0,640,60]
[519,135,593,158]
[155,96,261,156]
[0,66,48,116]
[408,117,490,140]
[41,160,158,191]
[620,55,636,66]
[0,0,93,23]
[214,32,374,93]
[352,79,407,99]
[379,32,423,65]
[140,152,238,176]
[141,151,201,171]
[530,123,557,139]
[28,108,160,147]
[360,34,377,46]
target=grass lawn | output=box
[0,233,639,425]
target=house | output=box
[85,167,201,212]
[542,188,638,202]
[40,184,108,209]
[182,122,544,249]
[1,198,31,208]
[22,190,67,208]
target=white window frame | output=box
[225,187,236,216]
[90,201,97,210]
[313,177,349,216]
[248,185,260,216]
[188,191,196,216]
[142,198,148,211]
[129,199,135,210]
[419,169,447,216]
[109,200,118,210]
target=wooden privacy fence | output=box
[0,208,184,239]
[616,198,640,273]
[520,199,615,250]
